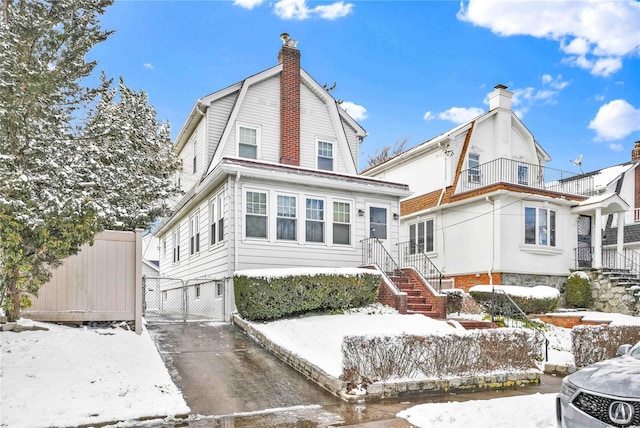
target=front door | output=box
[577,215,592,268]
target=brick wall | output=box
[449,272,502,292]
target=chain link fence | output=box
[143,277,225,322]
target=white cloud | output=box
[423,111,434,121]
[588,99,640,141]
[313,1,353,20]
[274,0,309,20]
[505,75,570,119]
[340,101,367,121]
[143,63,154,69]
[233,0,264,9]
[437,107,484,124]
[542,74,569,90]
[609,143,624,152]
[269,0,353,20]
[457,0,640,77]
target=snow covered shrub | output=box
[341,329,537,383]
[571,324,640,367]
[233,268,380,321]
[444,289,464,315]
[564,272,591,308]
[469,285,559,314]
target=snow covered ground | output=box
[0,319,189,428]
[2,306,638,428]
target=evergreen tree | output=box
[0,0,179,321]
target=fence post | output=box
[134,229,143,334]
[491,286,495,323]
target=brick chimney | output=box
[278,33,301,166]
[632,141,640,161]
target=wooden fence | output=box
[22,230,143,333]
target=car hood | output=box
[568,356,640,398]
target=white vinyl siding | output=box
[207,92,238,166]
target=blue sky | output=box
[89,0,640,173]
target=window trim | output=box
[316,138,335,171]
[209,191,225,248]
[468,153,480,183]
[236,122,261,160]
[172,227,181,264]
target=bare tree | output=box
[365,137,410,168]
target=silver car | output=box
[557,342,640,428]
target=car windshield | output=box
[630,343,640,359]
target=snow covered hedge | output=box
[571,324,640,367]
[341,329,541,384]
[469,285,559,314]
[234,268,381,321]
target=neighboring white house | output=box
[363,84,629,291]
[154,34,410,319]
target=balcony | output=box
[458,158,594,196]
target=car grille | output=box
[573,392,640,428]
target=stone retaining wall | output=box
[584,270,640,316]
[232,314,541,402]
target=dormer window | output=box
[317,140,334,171]
[238,124,259,159]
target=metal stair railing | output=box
[396,241,444,292]
[488,287,549,361]
[361,238,403,284]
[602,248,640,277]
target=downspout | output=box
[234,172,242,274]
[437,141,450,207]
[486,196,495,285]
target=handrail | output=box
[397,241,444,292]
[602,247,640,277]
[490,288,549,361]
[361,238,403,283]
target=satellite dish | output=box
[570,154,584,174]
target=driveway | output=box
[147,321,562,427]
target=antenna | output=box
[570,154,584,174]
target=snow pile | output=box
[234,267,381,279]
[397,393,556,428]
[469,284,560,299]
[0,320,189,428]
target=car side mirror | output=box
[616,344,632,356]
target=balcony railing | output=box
[458,158,594,196]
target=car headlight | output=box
[560,378,578,398]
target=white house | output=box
[154,34,410,320]
[363,85,629,291]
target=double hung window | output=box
[306,198,325,243]
[277,195,297,241]
[189,212,200,255]
[317,141,334,171]
[468,153,480,183]
[246,191,268,238]
[238,125,258,159]
[333,202,351,245]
